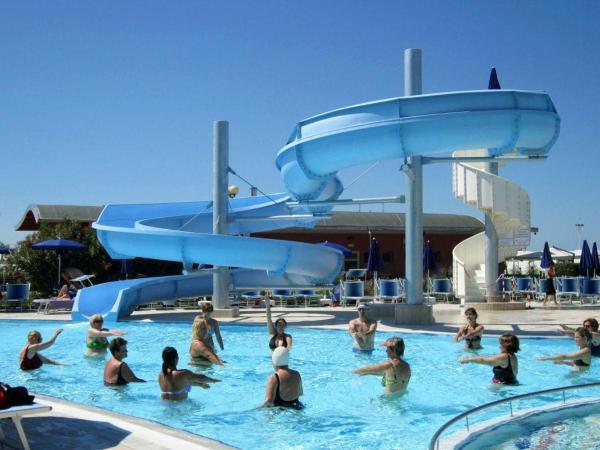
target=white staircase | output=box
[452,149,531,302]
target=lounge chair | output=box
[429,278,454,303]
[296,289,321,307]
[377,279,403,303]
[0,402,52,450]
[1,283,30,311]
[272,289,296,307]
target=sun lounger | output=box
[32,298,74,313]
[0,402,52,450]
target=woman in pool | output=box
[263,347,303,409]
[104,337,146,385]
[460,333,519,385]
[189,316,225,366]
[538,327,592,369]
[159,347,220,400]
[201,303,224,352]
[86,314,126,357]
[353,337,411,395]
[560,318,600,356]
[453,307,484,350]
[19,328,64,370]
[265,293,292,351]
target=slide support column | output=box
[484,161,499,300]
[213,121,230,309]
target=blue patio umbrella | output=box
[32,239,87,287]
[488,67,501,89]
[0,247,10,254]
[367,238,384,297]
[540,242,554,270]
[592,242,600,277]
[319,241,352,255]
[580,240,594,278]
[423,240,436,292]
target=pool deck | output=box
[1,302,598,449]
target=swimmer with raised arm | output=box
[354,337,411,395]
[189,316,225,366]
[454,307,484,350]
[159,347,220,400]
[19,329,64,370]
[560,318,600,356]
[266,293,293,351]
[348,304,377,352]
[86,314,126,357]
[538,327,592,369]
[460,333,519,385]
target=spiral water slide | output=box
[72,90,559,321]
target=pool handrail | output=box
[428,381,600,450]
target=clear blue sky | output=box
[1,1,599,252]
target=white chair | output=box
[272,289,296,307]
[296,289,320,307]
[0,402,52,450]
[377,279,402,303]
[429,278,454,303]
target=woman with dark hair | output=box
[265,294,292,351]
[538,327,592,369]
[103,338,145,386]
[460,333,520,385]
[159,347,220,400]
[454,307,484,349]
[201,303,224,352]
[560,318,600,356]
[354,337,411,395]
[189,316,225,366]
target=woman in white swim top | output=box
[159,347,221,400]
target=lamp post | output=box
[576,223,584,247]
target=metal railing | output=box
[429,382,600,450]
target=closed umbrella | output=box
[0,247,9,284]
[580,240,594,278]
[540,242,554,271]
[488,67,501,89]
[592,242,600,277]
[367,238,384,298]
[32,239,87,287]
[423,240,436,292]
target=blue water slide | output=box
[75,90,559,322]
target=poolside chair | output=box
[579,277,599,304]
[341,280,365,306]
[239,291,263,308]
[429,278,454,303]
[271,289,296,307]
[496,277,515,302]
[1,283,30,311]
[377,279,402,303]
[556,277,580,304]
[0,402,52,450]
[514,277,536,302]
[296,289,321,307]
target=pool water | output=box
[3,320,599,450]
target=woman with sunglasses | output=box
[560,318,600,356]
[86,314,126,357]
[265,294,293,351]
[201,303,224,352]
[538,327,592,369]
[19,328,64,370]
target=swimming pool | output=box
[3,320,598,449]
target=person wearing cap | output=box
[263,347,303,409]
[348,304,377,352]
[354,337,411,395]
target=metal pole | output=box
[404,48,423,305]
[484,161,499,300]
[213,121,230,309]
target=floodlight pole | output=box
[404,48,424,305]
[213,121,230,309]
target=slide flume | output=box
[73,90,559,321]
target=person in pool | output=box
[454,307,484,350]
[201,303,224,352]
[265,294,293,351]
[353,337,411,395]
[348,304,377,352]
[19,328,64,371]
[189,316,225,366]
[538,327,592,369]
[85,314,126,357]
[459,333,520,385]
[559,318,600,356]
[158,347,220,400]
[263,347,303,409]
[103,337,146,385]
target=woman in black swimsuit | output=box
[263,347,303,409]
[559,318,600,357]
[538,327,592,369]
[266,293,293,351]
[103,337,146,386]
[459,333,519,385]
[454,307,484,349]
